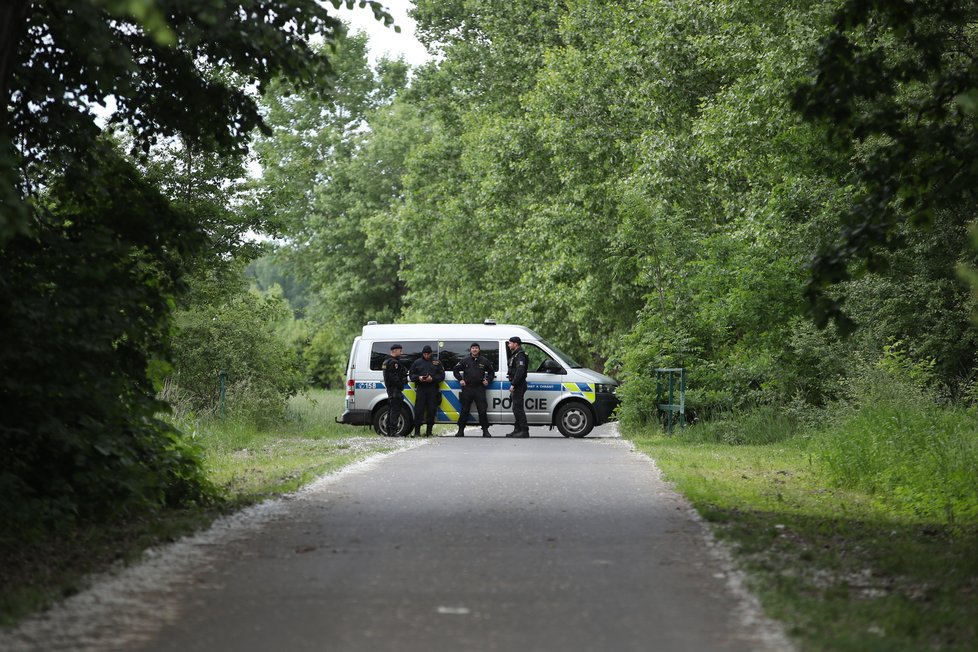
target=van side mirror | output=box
[540,359,564,374]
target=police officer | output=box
[409,345,444,437]
[453,343,494,437]
[506,336,529,438]
[382,344,408,436]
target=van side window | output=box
[439,341,499,373]
[523,343,557,373]
[369,342,437,371]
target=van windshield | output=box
[537,337,583,368]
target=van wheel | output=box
[373,403,411,437]
[554,402,593,438]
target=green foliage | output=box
[624,429,978,652]
[257,0,978,430]
[610,0,844,424]
[816,367,978,525]
[3,0,383,235]
[1,0,393,534]
[192,390,390,499]
[246,254,311,318]
[672,405,804,446]
[0,145,212,530]
[794,0,978,331]
[250,33,411,337]
[303,327,350,389]
[777,318,853,408]
[615,322,697,425]
[168,289,302,425]
[840,213,978,392]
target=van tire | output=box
[554,402,594,438]
[373,403,411,437]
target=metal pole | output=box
[668,371,675,435]
[679,368,686,429]
[655,371,662,430]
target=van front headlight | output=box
[595,383,616,395]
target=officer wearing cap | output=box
[409,345,444,437]
[382,344,408,436]
[452,342,494,437]
[506,336,530,437]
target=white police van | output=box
[337,321,619,437]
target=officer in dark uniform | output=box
[409,345,444,437]
[453,343,494,437]
[506,336,530,438]
[382,344,408,436]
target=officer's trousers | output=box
[457,386,489,430]
[511,383,528,430]
[386,388,403,436]
[414,384,440,429]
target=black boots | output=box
[505,428,529,438]
[455,427,491,437]
[424,426,433,437]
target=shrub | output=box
[0,149,213,534]
[303,326,350,389]
[167,291,302,426]
[815,366,978,525]
[672,404,804,445]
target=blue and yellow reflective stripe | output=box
[438,382,462,421]
[562,382,595,402]
[404,382,469,422]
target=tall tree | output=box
[251,32,411,335]
[794,0,978,331]
[1,0,396,527]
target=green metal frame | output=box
[654,368,685,434]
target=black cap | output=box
[390,343,402,351]
[508,336,522,344]
[469,342,480,348]
[421,345,433,353]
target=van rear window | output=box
[369,342,437,371]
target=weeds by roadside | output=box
[0,390,394,627]
[623,370,978,651]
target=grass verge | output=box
[0,389,402,627]
[624,428,978,652]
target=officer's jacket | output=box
[409,356,445,385]
[453,355,495,387]
[382,356,408,390]
[507,348,528,387]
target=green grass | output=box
[0,389,397,627]
[624,421,978,652]
[192,390,391,499]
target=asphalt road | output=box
[4,423,792,652]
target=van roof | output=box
[361,323,541,341]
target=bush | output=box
[671,404,804,445]
[0,149,213,533]
[303,327,350,389]
[815,366,978,525]
[167,291,302,425]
